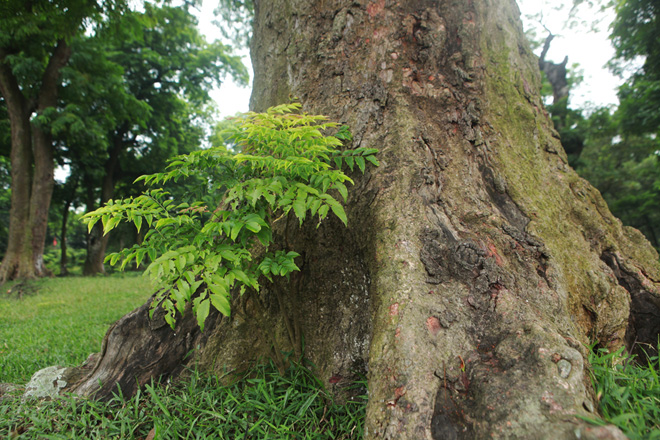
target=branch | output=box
[538,32,555,69]
[0,47,29,114]
[37,39,72,111]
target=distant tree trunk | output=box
[65,1,660,439]
[538,33,569,109]
[0,56,33,282]
[83,135,122,276]
[59,199,71,276]
[0,40,70,282]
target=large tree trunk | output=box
[0,56,34,282]
[65,1,660,439]
[0,40,70,282]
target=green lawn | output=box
[0,273,152,384]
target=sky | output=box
[194,0,624,119]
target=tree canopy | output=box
[0,0,248,277]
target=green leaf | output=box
[134,215,143,233]
[231,269,257,290]
[136,248,148,268]
[334,182,348,201]
[209,290,231,317]
[318,204,330,220]
[256,227,272,246]
[220,249,238,262]
[195,298,211,331]
[366,155,380,167]
[325,196,348,225]
[309,198,322,217]
[109,252,121,266]
[245,219,262,233]
[248,186,263,207]
[103,215,121,235]
[155,218,176,229]
[86,216,100,233]
[230,221,244,241]
[344,155,355,171]
[292,197,307,224]
[355,156,366,173]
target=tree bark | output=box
[0,40,71,282]
[0,50,34,281]
[59,198,71,276]
[65,1,660,439]
[243,1,659,437]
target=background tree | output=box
[575,108,660,250]
[0,0,127,282]
[0,158,10,257]
[30,1,248,276]
[610,0,660,137]
[0,100,9,255]
[76,2,246,275]
[62,0,660,438]
[540,0,660,251]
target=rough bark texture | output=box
[63,1,660,439]
[0,48,35,281]
[240,0,660,438]
[64,295,221,401]
[0,40,70,282]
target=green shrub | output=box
[83,103,377,330]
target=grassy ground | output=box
[0,273,151,384]
[1,361,366,439]
[1,276,659,439]
[0,275,366,439]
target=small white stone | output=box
[23,366,68,399]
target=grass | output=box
[585,344,660,439]
[0,273,152,384]
[1,361,366,439]
[0,275,366,439]
[5,276,659,439]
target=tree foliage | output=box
[59,1,248,201]
[48,1,246,275]
[610,0,660,136]
[83,103,378,330]
[0,0,132,281]
[533,0,660,251]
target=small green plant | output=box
[82,103,378,330]
[585,344,660,439]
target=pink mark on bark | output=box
[389,302,399,316]
[540,390,564,413]
[367,0,385,17]
[486,242,504,266]
[426,316,441,336]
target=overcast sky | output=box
[195,0,624,119]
